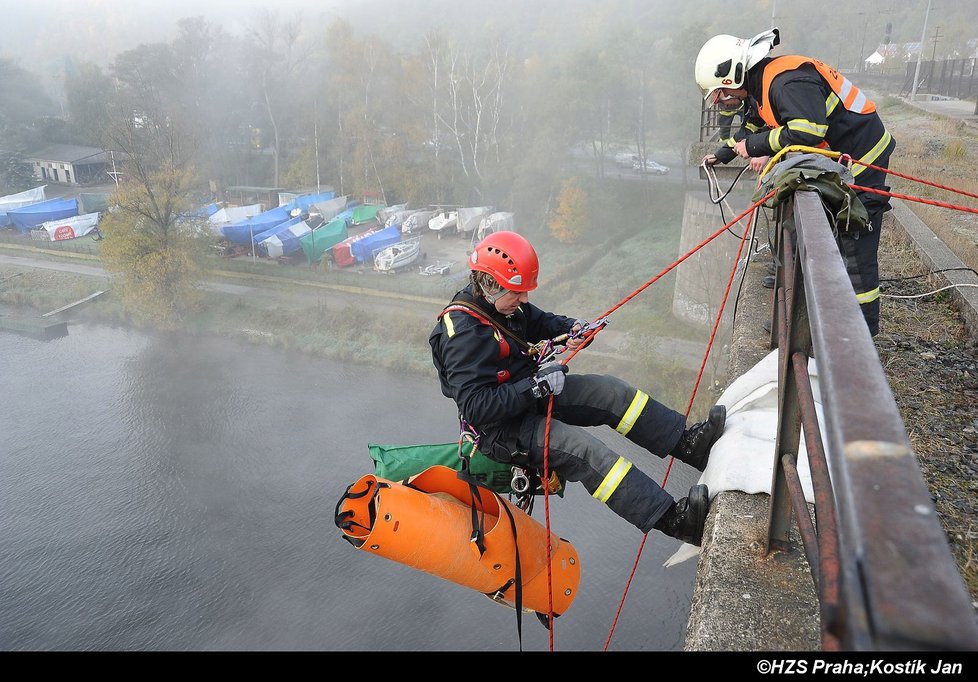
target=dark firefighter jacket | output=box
[713,100,765,165]
[429,283,576,429]
[741,56,894,188]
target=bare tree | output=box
[438,39,512,197]
[246,10,302,188]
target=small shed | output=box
[225,186,287,210]
[26,144,116,185]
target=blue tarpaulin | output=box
[255,216,311,258]
[285,191,336,214]
[350,224,401,264]
[8,197,79,234]
[221,206,291,245]
[257,217,315,258]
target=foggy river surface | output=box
[0,322,699,651]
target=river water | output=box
[0,322,700,652]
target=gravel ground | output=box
[874,225,978,609]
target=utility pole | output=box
[911,0,933,102]
[314,99,321,193]
[930,25,943,61]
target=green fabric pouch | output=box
[368,441,565,496]
[368,441,515,493]
[753,154,869,233]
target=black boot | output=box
[670,404,726,471]
[653,484,709,546]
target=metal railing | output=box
[903,58,977,102]
[765,189,978,651]
[699,102,742,144]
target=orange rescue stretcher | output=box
[334,464,581,618]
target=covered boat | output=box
[457,206,492,237]
[312,195,348,222]
[402,209,435,234]
[221,206,291,245]
[285,190,336,214]
[0,186,46,227]
[35,212,101,241]
[332,227,381,268]
[477,212,515,241]
[78,192,109,214]
[378,203,408,224]
[384,209,414,229]
[350,224,401,265]
[7,197,79,234]
[300,217,349,264]
[428,210,457,238]
[256,216,314,258]
[351,204,385,226]
[374,236,422,273]
[208,204,263,233]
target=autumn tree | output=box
[549,177,589,244]
[321,19,407,203]
[98,52,205,329]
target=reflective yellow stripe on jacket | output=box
[850,130,892,178]
[443,310,502,343]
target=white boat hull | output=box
[374,238,422,273]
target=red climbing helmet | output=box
[469,231,539,292]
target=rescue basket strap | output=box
[495,492,527,646]
[333,479,388,534]
[459,470,530,647]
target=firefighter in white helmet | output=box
[695,28,896,337]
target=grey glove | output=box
[529,362,568,398]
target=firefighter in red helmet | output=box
[429,231,726,545]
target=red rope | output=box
[536,190,772,651]
[542,395,556,651]
[849,184,978,215]
[848,158,978,202]
[601,201,759,651]
[561,191,776,368]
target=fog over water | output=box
[1,0,973,653]
[0,323,699,651]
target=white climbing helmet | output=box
[694,28,780,101]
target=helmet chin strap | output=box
[476,273,505,305]
[480,283,503,305]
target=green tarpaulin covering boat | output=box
[299,218,348,263]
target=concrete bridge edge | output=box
[681,189,978,651]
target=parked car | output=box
[632,159,670,175]
[614,152,640,167]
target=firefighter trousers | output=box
[479,373,687,533]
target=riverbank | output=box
[0,219,712,413]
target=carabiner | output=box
[510,467,531,494]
